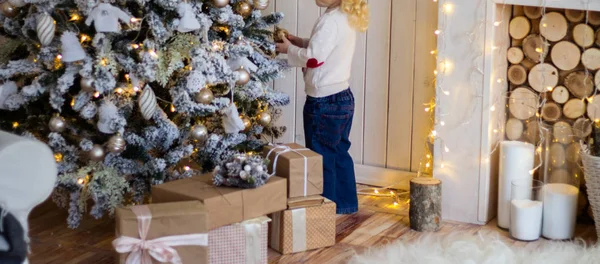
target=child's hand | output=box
[287,34,304,47]
[276,37,291,54]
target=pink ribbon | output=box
[112,205,208,264]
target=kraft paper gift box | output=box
[114,201,209,264]
[263,143,323,198]
[209,216,270,264]
[269,197,336,254]
[152,173,287,229]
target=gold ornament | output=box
[235,1,252,18]
[195,88,214,104]
[80,77,95,92]
[235,67,251,85]
[242,116,251,131]
[0,1,18,17]
[274,27,289,43]
[212,0,229,8]
[88,144,105,161]
[49,116,66,132]
[253,0,269,10]
[107,134,126,154]
[190,124,208,141]
[257,111,272,126]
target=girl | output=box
[276,0,369,214]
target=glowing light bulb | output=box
[133,86,140,92]
[170,105,176,112]
[440,121,445,126]
[485,158,489,163]
[374,189,379,194]
[93,91,100,98]
[443,3,453,13]
[148,50,158,57]
[430,50,437,55]
[445,146,450,152]
[70,98,75,107]
[494,21,502,26]
[529,169,535,175]
[426,154,431,159]
[54,153,63,162]
[547,86,553,91]
[100,58,108,66]
[537,147,542,153]
[130,18,141,23]
[70,14,81,21]
[125,74,130,80]
[431,130,437,137]
[491,45,498,50]
[393,202,399,206]
[56,54,62,60]
[441,163,445,168]
[426,162,430,168]
[497,78,503,83]
[443,90,450,95]
[80,35,89,43]
[131,44,140,49]
[490,105,496,111]
[588,97,594,103]
[542,23,547,28]
[433,70,438,75]
[77,178,85,185]
[535,47,543,53]
[115,88,124,94]
[12,122,18,128]
[390,191,394,195]
[184,166,191,171]
[425,107,430,112]
[434,29,441,35]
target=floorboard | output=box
[27,187,597,264]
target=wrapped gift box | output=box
[114,201,209,264]
[287,195,325,210]
[269,197,336,254]
[209,216,270,264]
[263,143,323,198]
[152,173,286,229]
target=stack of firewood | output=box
[506,6,600,221]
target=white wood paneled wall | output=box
[266,0,437,177]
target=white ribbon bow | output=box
[112,205,208,264]
[266,144,310,196]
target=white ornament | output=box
[36,13,55,46]
[227,57,258,73]
[177,2,201,33]
[256,166,263,172]
[138,86,157,120]
[60,31,86,62]
[85,3,131,33]
[244,165,252,172]
[97,101,119,134]
[239,171,249,180]
[253,0,269,10]
[221,103,245,134]
[8,0,26,7]
[0,81,18,110]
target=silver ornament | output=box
[89,144,105,161]
[244,165,252,172]
[138,86,157,120]
[256,166,263,172]
[36,13,56,46]
[190,124,208,141]
[240,170,249,180]
[213,0,229,8]
[80,77,95,92]
[235,68,251,85]
[49,116,66,132]
[257,112,272,126]
[253,0,269,10]
[195,88,214,104]
[107,134,126,153]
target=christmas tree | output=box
[0,0,289,228]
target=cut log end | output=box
[524,6,543,20]
[589,11,600,26]
[563,99,587,119]
[566,9,585,23]
[507,47,524,64]
[509,88,539,120]
[551,86,569,104]
[510,16,532,40]
[410,177,442,232]
[506,118,524,140]
[540,12,568,42]
[529,63,559,92]
[587,95,600,121]
[565,72,594,99]
[573,118,593,138]
[573,24,595,48]
[582,48,600,70]
[553,121,574,145]
[508,65,528,85]
[523,35,549,63]
[541,102,562,122]
[550,41,581,71]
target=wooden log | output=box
[573,117,593,138]
[508,65,527,85]
[566,9,586,23]
[541,102,562,122]
[506,118,524,140]
[587,95,600,121]
[520,58,536,70]
[589,11,600,26]
[513,5,524,17]
[573,24,595,48]
[550,143,567,168]
[563,98,586,119]
[551,86,569,104]
[596,70,600,88]
[525,120,539,144]
[540,12,568,42]
[565,72,594,99]
[528,63,559,92]
[509,87,538,120]
[510,16,531,40]
[507,47,524,64]
[409,177,441,232]
[581,48,600,70]
[524,6,543,19]
[566,142,581,163]
[530,19,541,35]
[553,121,574,144]
[596,29,600,47]
[512,38,523,47]
[523,34,549,63]
[550,168,569,183]
[550,41,581,71]
[559,65,585,85]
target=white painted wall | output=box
[434,0,600,224]
[265,0,437,185]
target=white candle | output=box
[497,141,535,229]
[542,183,579,240]
[510,199,543,241]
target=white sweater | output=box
[287,8,356,98]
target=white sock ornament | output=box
[0,81,18,110]
[177,2,201,33]
[60,31,86,62]
[97,101,119,134]
[85,3,131,33]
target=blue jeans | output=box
[304,88,358,214]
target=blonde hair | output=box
[341,0,370,32]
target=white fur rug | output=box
[349,231,600,264]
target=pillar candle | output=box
[497,141,535,229]
[542,183,579,240]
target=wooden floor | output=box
[28,191,597,264]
